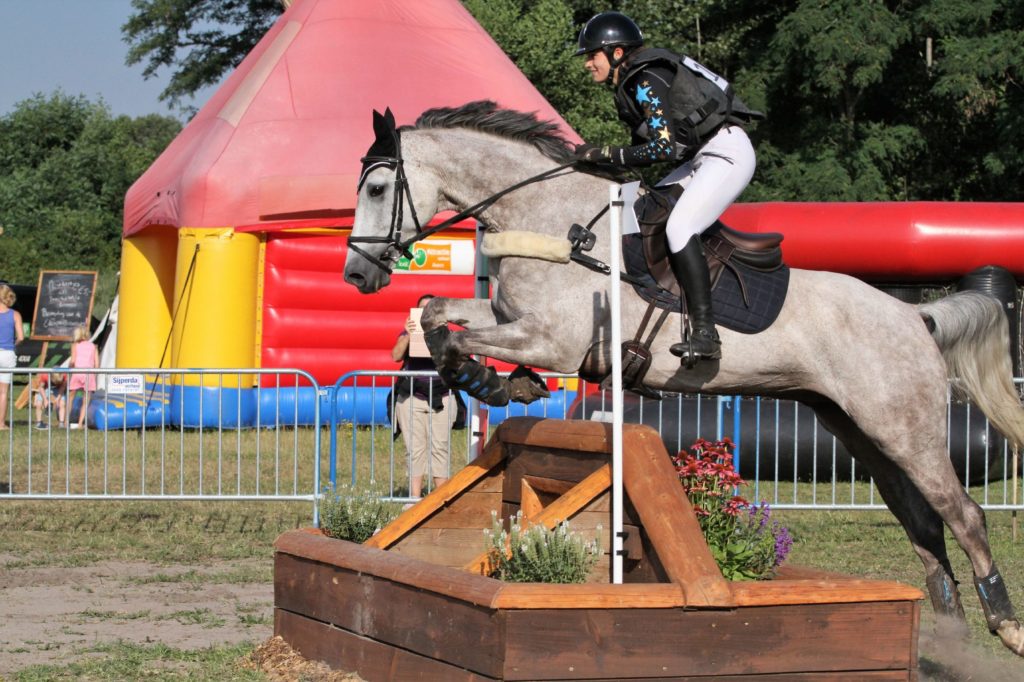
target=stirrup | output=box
[670,328,721,367]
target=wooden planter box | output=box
[275,417,922,681]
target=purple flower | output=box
[773,524,793,567]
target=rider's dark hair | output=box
[411,101,574,163]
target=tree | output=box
[123,0,284,111]
[0,93,181,307]
[121,0,1024,202]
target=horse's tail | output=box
[919,290,1024,449]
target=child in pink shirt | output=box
[66,326,97,429]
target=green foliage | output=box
[120,0,1024,201]
[0,93,180,312]
[485,510,601,583]
[123,0,284,112]
[675,438,792,581]
[319,485,401,543]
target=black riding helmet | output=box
[574,11,643,57]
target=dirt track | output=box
[0,556,272,675]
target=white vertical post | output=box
[467,220,491,462]
[609,185,625,584]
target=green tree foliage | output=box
[123,0,284,111]
[116,0,1024,201]
[0,93,181,305]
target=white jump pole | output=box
[609,185,625,583]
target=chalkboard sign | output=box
[31,270,97,341]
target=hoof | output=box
[996,619,1024,656]
[508,366,550,404]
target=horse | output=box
[343,100,1024,655]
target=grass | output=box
[9,641,263,682]
[0,411,474,501]
[2,406,1023,678]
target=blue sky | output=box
[0,0,218,120]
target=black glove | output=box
[574,142,613,163]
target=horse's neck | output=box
[412,130,608,237]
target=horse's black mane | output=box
[407,100,575,163]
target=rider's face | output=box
[584,50,612,83]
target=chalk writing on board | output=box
[31,271,97,341]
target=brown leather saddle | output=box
[634,183,784,300]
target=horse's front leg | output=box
[423,309,583,407]
[419,297,519,406]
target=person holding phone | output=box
[390,294,456,501]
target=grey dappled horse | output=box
[343,101,1024,655]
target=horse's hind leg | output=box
[810,401,968,636]
[815,396,1024,654]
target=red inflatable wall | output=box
[721,202,1024,282]
[261,231,477,387]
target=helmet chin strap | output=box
[602,46,626,85]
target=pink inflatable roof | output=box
[123,0,580,236]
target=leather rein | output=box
[348,131,579,274]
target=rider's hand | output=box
[574,143,612,164]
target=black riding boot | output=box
[668,235,721,365]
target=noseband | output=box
[349,130,579,275]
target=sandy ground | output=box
[0,555,273,676]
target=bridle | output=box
[348,127,579,275]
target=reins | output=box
[349,133,579,274]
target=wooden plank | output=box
[520,478,543,520]
[502,602,918,680]
[275,530,500,607]
[523,475,578,495]
[420,490,502,530]
[389,528,490,567]
[732,579,924,606]
[488,672,914,681]
[623,527,670,583]
[365,437,506,549]
[473,469,505,493]
[493,583,685,609]
[497,417,614,453]
[621,427,733,607]
[275,609,499,682]
[275,553,503,677]
[463,465,611,576]
[503,446,609,504]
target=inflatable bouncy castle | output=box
[108,0,580,428]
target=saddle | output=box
[580,184,790,399]
[633,183,785,297]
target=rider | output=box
[574,11,761,364]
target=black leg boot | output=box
[667,235,721,365]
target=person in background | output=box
[391,294,456,501]
[64,325,97,429]
[0,284,25,431]
[33,373,66,429]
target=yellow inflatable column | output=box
[116,226,177,368]
[171,228,260,387]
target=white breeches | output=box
[658,125,756,253]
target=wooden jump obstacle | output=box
[274,417,922,680]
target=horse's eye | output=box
[368,184,385,198]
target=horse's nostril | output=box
[345,272,365,286]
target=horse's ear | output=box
[360,107,400,190]
[372,109,391,141]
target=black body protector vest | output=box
[613,48,765,158]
